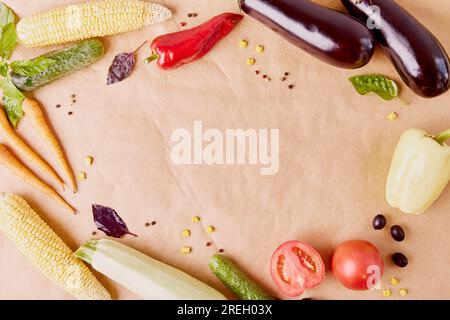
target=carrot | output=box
[0,107,64,190]
[0,144,75,213]
[22,98,77,193]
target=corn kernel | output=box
[255,45,264,53]
[84,156,94,166]
[239,40,248,48]
[388,111,398,121]
[390,278,399,286]
[399,288,408,296]
[192,216,201,223]
[246,58,256,65]
[77,172,87,181]
[182,229,191,238]
[382,289,392,297]
[180,246,192,254]
[206,225,215,233]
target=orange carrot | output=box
[0,107,64,190]
[0,144,75,213]
[22,98,77,193]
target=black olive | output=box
[372,214,386,230]
[391,225,405,241]
[392,252,408,268]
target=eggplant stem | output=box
[434,129,450,145]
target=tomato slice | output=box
[270,240,325,297]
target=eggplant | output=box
[341,0,450,98]
[238,0,375,69]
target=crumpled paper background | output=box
[1,0,449,300]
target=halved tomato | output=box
[270,240,326,297]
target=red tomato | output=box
[332,240,384,290]
[270,241,325,297]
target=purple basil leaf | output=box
[106,52,136,85]
[92,204,137,238]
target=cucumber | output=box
[209,254,274,300]
[75,239,227,300]
[11,39,104,92]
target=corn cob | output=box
[17,0,172,47]
[0,193,111,300]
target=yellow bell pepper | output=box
[386,128,450,215]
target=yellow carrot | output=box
[0,107,64,190]
[23,98,77,193]
[0,144,75,213]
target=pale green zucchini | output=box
[75,239,227,300]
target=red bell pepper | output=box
[146,12,243,70]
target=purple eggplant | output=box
[238,0,375,69]
[342,0,450,98]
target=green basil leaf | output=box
[10,57,57,76]
[0,74,24,127]
[0,2,15,28]
[349,75,399,101]
[0,22,16,59]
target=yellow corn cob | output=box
[17,0,172,47]
[0,193,111,300]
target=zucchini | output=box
[11,39,104,92]
[75,239,227,300]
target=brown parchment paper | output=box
[1,0,450,300]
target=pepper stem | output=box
[434,129,450,145]
[144,53,159,64]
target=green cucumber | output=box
[11,39,104,92]
[209,254,274,300]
